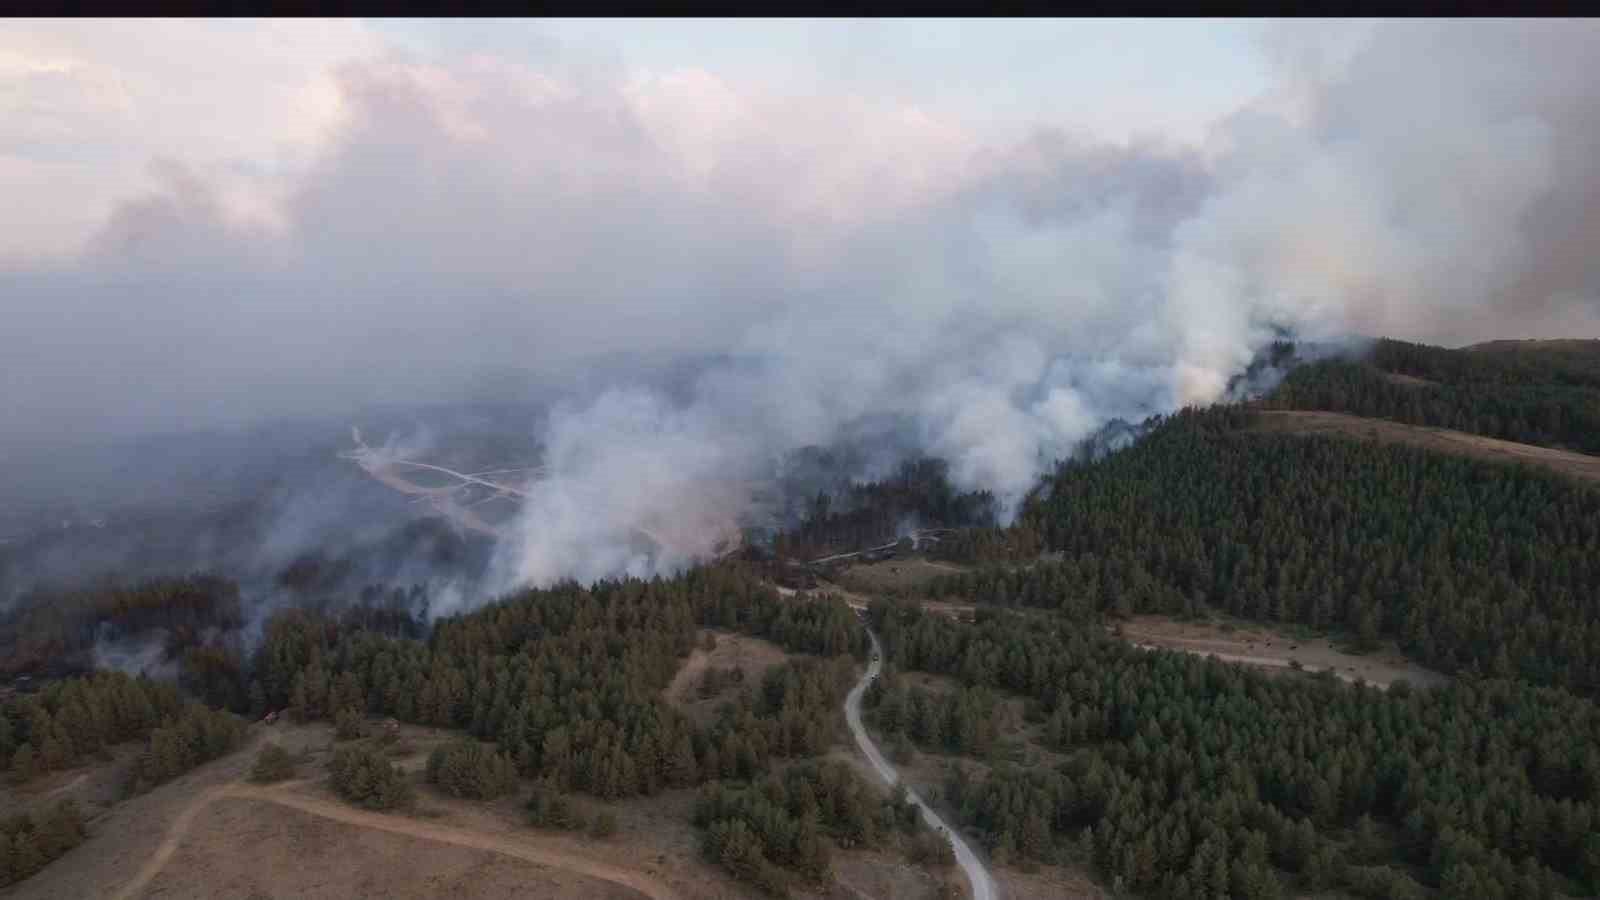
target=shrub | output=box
[425,739,519,800]
[327,744,413,810]
[526,778,586,831]
[249,743,296,783]
[333,709,366,741]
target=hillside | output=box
[1264,337,1600,453]
[1464,338,1600,355]
[8,335,1600,900]
[1249,409,1600,484]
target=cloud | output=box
[0,19,377,258]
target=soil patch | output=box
[1116,615,1446,690]
[839,558,968,594]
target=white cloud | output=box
[0,18,378,257]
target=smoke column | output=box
[4,21,1600,607]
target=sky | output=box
[0,18,1275,260]
[4,19,1600,591]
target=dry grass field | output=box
[1251,409,1600,484]
[1115,614,1446,690]
[837,557,968,594]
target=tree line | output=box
[2,669,243,789]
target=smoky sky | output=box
[4,20,1600,595]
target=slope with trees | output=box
[1263,338,1600,453]
[926,406,1600,696]
[870,600,1600,899]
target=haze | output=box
[5,18,1600,595]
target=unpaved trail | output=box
[110,782,233,900]
[42,772,88,799]
[222,785,667,900]
[114,774,671,900]
[846,627,997,900]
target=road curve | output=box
[845,627,998,900]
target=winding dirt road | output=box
[845,627,998,900]
[112,775,673,900]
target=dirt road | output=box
[845,627,997,900]
[114,776,673,900]
[110,782,234,900]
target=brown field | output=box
[1116,615,1446,691]
[6,696,972,900]
[996,865,1109,899]
[131,795,645,900]
[826,849,952,899]
[804,576,975,625]
[5,721,749,900]
[1251,409,1600,483]
[837,557,967,594]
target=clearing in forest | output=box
[1115,615,1446,690]
[1251,410,1600,484]
[665,629,798,717]
[837,556,968,593]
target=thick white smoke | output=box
[6,21,1600,605]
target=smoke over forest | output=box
[4,20,1600,623]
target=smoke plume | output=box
[4,21,1600,606]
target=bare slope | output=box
[1251,409,1600,483]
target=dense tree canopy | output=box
[694,758,928,895]
[928,406,1600,696]
[870,601,1600,899]
[1,669,242,786]
[250,567,867,805]
[1264,338,1600,453]
[773,458,997,560]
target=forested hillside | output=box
[10,332,1600,897]
[0,671,245,885]
[868,601,1600,899]
[247,567,942,893]
[1264,338,1600,453]
[772,458,998,560]
[0,574,243,680]
[926,405,1600,696]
